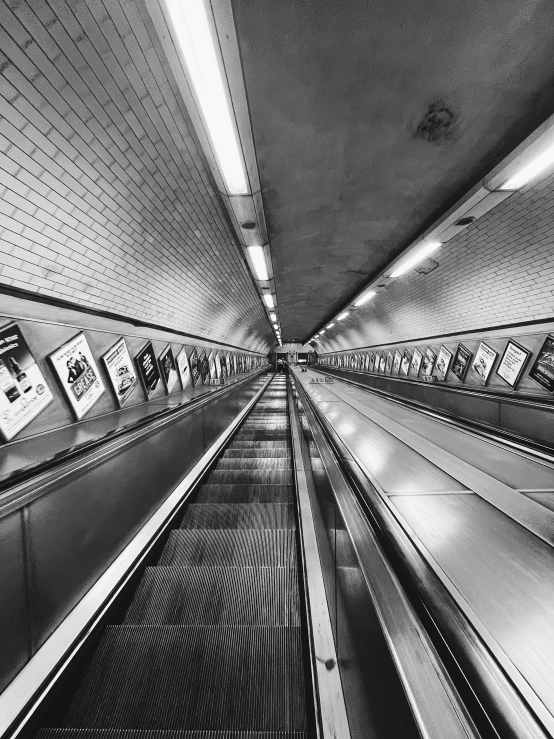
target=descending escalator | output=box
[37,375,309,738]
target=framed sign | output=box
[176,348,191,390]
[0,322,54,441]
[435,345,453,382]
[219,353,227,378]
[102,338,138,407]
[198,349,210,383]
[529,335,554,393]
[208,351,218,380]
[451,344,472,382]
[471,342,498,385]
[410,347,423,376]
[49,332,105,419]
[392,350,402,374]
[421,347,437,377]
[385,351,393,374]
[367,353,374,372]
[159,345,179,393]
[188,348,201,386]
[400,349,411,376]
[495,340,531,389]
[378,353,386,373]
[135,342,162,398]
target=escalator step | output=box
[180,503,295,529]
[229,441,288,449]
[223,448,291,458]
[207,470,293,485]
[195,484,294,503]
[215,458,292,470]
[232,434,289,441]
[58,625,306,731]
[39,730,307,738]
[123,566,300,625]
[159,530,297,567]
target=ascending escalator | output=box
[37,375,309,737]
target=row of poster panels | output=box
[0,321,265,442]
[320,335,554,394]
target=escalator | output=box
[36,375,310,737]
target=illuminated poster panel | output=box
[49,332,105,419]
[451,344,472,382]
[400,349,411,376]
[529,335,554,393]
[176,348,192,390]
[188,348,201,386]
[471,342,498,385]
[159,345,179,393]
[410,348,423,376]
[435,346,453,382]
[421,347,437,377]
[102,337,138,407]
[392,350,402,374]
[0,322,53,441]
[135,342,162,399]
[496,340,531,389]
[198,349,210,384]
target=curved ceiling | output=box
[232,0,554,342]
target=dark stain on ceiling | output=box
[231,0,554,341]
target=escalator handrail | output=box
[290,369,552,739]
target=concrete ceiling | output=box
[232,0,554,342]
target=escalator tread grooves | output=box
[38,378,308,736]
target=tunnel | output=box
[0,1,553,738]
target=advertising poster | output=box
[451,344,472,382]
[379,353,387,373]
[400,349,411,376]
[198,349,210,384]
[159,345,180,393]
[188,348,201,386]
[411,348,423,376]
[385,351,394,374]
[219,353,227,378]
[392,350,402,374]
[528,335,554,393]
[0,322,54,441]
[421,347,437,377]
[49,332,105,420]
[435,346,453,382]
[367,353,374,372]
[208,351,218,380]
[176,348,192,390]
[135,342,162,399]
[471,342,498,385]
[102,338,138,407]
[495,340,531,389]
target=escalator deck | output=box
[37,376,308,738]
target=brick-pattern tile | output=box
[0,0,272,353]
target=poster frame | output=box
[471,342,498,386]
[102,337,138,408]
[49,332,105,420]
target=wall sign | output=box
[135,342,162,399]
[50,332,105,419]
[471,342,497,385]
[435,345,453,382]
[189,348,200,386]
[102,337,138,407]
[385,351,393,374]
[0,322,54,441]
[421,347,437,377]
[495,340,531,389]
[159,345,179,393]
[379,353,387,373]
[410,348,423,376]
[176,348,191,390]
[529,335,554,393]
[198,349,210,383]
[208,351,218,379]
[392,350,402,375]
[451,344,472,382]
[400,349,411,376]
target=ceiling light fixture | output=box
[354,290,376,307]
[390,242,441,278]
[337,312,349,321]
[263,294,275,308]
[164,0,248,194]
[327,323,335,328]
[269,312,277,321]
[248,246,269,281]
[500,142,554,190]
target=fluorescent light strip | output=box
[327,323,335,328]
[269,312,277,321]
[501,142,554,190]
[248,246,269,281]
[337,312,349,321]
[391,242,441,278]
[165,0,248,194]
[263,294,275,308]
[355,290,376,307]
